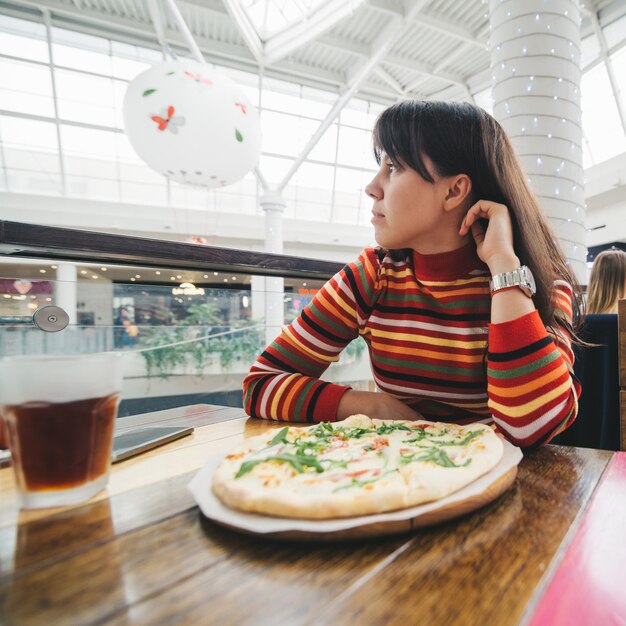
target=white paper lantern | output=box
[123,60,261,188]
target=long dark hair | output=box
[372,100,584,333]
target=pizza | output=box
[212,414,504,519]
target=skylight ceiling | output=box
[241,0,342,39]
[4,0,622,105]
[1,0,625,167]
[222,0,368,64]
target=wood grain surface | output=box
[525,452,626,626]
[0,406,614,626]
[0,220,342,279]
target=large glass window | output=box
[581,62,626,166]
[603,14,626,50]
[0,115,62,195]
[1,9,625,225]
[0,14,48,62]
[0,57,54,117]
[51,27,112,74]
[0,13,384,225]
[55,68,120,127]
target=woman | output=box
[243,100,582,448]
[586,249,626,314]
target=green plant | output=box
[345,336,366,360]
[183,303,222,326]
[209,320,263,368]
[137,301,264,378]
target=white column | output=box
[490,0,586,281]
[55,262,77,325]
[260,191,286,346]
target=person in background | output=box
[114,307,130,348]
[123,318,139,346]
[243,100,583,448]
[586,249,626,314]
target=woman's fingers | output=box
[460,204,484,234]
[460,200,506,235]
[470,220,485,245]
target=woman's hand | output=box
[461,199,536,322]
[337,390,424,421]
[459,200,520,274]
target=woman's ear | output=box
[443,174,472,211]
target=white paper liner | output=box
[188,437,523,534]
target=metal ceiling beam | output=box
[263,0,366,65]
[277,0,430,193]
[316,34,369,58]
[153,0,229,20]
[161,0,204,63]
[366,0,487,50]
[146,0,167,52]
[357,82,402,102]
[373,66,405,96]
[284,19,486,85]
[220,0,264,64]
[383,54,468,88]
[271,58,344,87]
[2,0,353,88]
[400,42,473,95]
[428,83,471,102]
[364,0,404,16]
[313,34,475,91]
[411,13,488,49]
[2,0,485,99]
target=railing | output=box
[0,220,371,416]
[0,221,343,279]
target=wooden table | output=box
[1,404,625,626]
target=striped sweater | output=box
[243,244,580,447]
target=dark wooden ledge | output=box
[0,221,343,280]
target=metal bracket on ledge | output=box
[33,306,69,332]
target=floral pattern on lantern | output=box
[123,60,261,188]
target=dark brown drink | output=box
[4,394,120,491]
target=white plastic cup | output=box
[0,353,123,509]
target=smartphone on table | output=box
[111,426,194,463]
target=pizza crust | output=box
[212,416,503,519]
[213,468,408,519]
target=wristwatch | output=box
[489,265,536,298]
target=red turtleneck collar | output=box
[411,242,486,280]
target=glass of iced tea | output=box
[0,352,123,509]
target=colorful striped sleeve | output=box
[486,281,581,447]
[242,248,382,422]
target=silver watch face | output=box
[523,266,536,294]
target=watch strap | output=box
[489,266,534,297]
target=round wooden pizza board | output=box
[212,465,518,541]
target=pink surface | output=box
[528,452,626,626]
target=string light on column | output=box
[489,0,586,281]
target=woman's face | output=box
[364,152,460,252]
